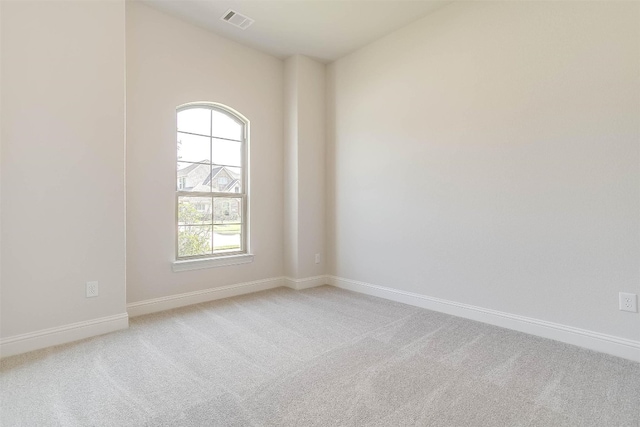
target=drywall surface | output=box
[284,55,326,280]
[284,57,299,278]
[327,1,640,340]
[126,2,284,303]
[1,1,126,337]
[296,56,326,278]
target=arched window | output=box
[176,103,248,259]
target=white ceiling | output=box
[142,1,451,63]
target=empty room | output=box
[1,0,639,425]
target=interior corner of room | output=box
[1,0,638,365]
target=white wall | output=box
[284,55,326,280]
[2,0,636,358]
[1,1,126,338]
[284,57,299,278]
[126,2,284,303]
[327,1,640,340]
[296,57,326,279]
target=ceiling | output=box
[143,1,451,63]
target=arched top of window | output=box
[177,102,248,142]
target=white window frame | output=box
[174,102,250,268]
[178,176,186,190]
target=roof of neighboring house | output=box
[178,162,241,192]
[177,161,206,177]
[205,166,240,184]
[222,179,240,192]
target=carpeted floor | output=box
[1,286,638,426]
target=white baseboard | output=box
[9,275,634,362]
[0,313,129,359]
[127,276,285,317]
[328,276,640,363]
[284,275,328,290]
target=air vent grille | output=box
[221,9,254,30]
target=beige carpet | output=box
[1,286,639,426]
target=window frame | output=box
[175,102,249,262]
[178,176,186,190]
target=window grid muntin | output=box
[176,104,247,260]
[177,129,243,143]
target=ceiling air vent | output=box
[221,9,254,30]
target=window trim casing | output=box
[174,102,250,263]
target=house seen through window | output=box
[176,103,248,259]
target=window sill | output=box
[172,254,254,272]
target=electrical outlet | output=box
[86,281,99,298]
[315,253,321,264]
[619,292,637,313]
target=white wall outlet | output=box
[86,281,99,298]
[315,253,321,264]
[619,292,637,313]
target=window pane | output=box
[179,196,212,225]
[178,162,212,192]
[214,197,242,224]
[178,225,212,257]
[212,138,241,167]
[177,132,210,164]
[177,108,211,136]
[211,166,242,193]
[213,224,242,252]
[211,109,243,141]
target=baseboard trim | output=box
[0,313,129,359]
[284,275,328,290]
[127,276,285,317]
[328,276,640,363]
